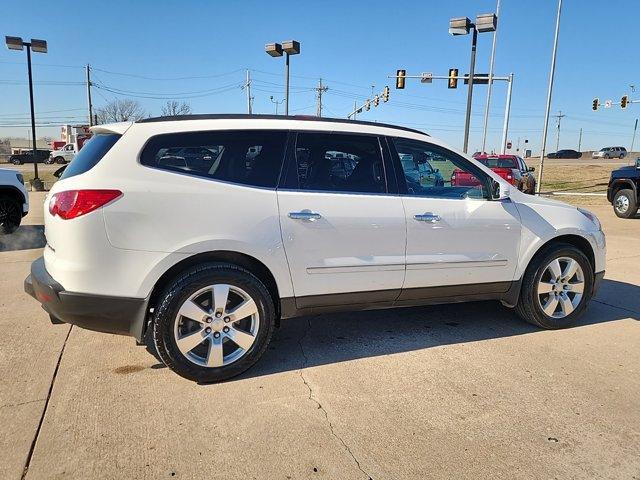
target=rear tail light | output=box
[49,189,122,220]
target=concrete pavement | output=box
[1,194,638,479]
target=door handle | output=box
[414,213,441,223]
[288,211,322,221]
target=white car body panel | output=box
[42,117,605,309]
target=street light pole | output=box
[536,0,563,194]
[284,52,290,116]
[482,0,501,153]
[501,73,514,154]
[25,43,39,185]
[463,27,478,153]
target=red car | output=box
[452,154,536,194]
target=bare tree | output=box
[161,100,192,116]
[96,99,146,124]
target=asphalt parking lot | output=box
[1,192,638,480]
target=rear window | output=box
[477,157,517,169]
[140,130,287,188]
[60,134,121,180]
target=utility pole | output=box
[86,64,93,126]
[482,0,501,153]
[554,110,566,151]
[315,78,328,117]
[578,127,582,151]
[244,70,253,114]
[536,0,563,194]
[352,101,357,120]
[463,27,478,153]
[500,73,514,154]
[631,118,638,154]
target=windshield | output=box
[60,134,121,180]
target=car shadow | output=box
[0,225,46,252]
[143,278,638,383]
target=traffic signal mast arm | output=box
[347,85,391,119]
[388,72,511,83]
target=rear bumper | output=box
[24,256,148,341]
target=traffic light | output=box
[364,99,370,111]
[396,70,406,89]
[448,68,458,89]
[382,86,390,102]
[621,95,628,109]
[592,98,599,111]
[373,95,380,107]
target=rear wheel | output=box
[0,195,22,234]
[613,189,638,218]
[152,263,276,383]
[54,156,65,164]
[515,244,593,329]
[11,158,22,165]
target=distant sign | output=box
[605,100,613,108]
[420,72,433,84]
[463,74,490,85]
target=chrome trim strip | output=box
[307,263,405,274]
[406,259,508,270]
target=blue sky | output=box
[1,0,638,153]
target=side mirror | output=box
[53,165,67,178]
[491,180,510,200]
[528,166,535,172]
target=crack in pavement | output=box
[21,325,72,480]
[0,398,46,410]
[593,299,640,316]
[297,317,373,480]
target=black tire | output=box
[515,243,594,329]
[54,156,66,164]
[11,158,22,165]
[152,262,276,383]
[0,195,22,234]
[44,157,54,165]
[613,188,638,219]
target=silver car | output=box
[593,146,627,159]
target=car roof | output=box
[474,154,518,159]
[136,114,428,137]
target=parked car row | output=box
[7,143,78,165]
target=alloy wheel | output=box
[537,257,585,318]
[173,284,260,368]
[615,195,630,214]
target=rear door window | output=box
[141,130,287,188]
[60,134,121,180]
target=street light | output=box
[449,14,496,153]
[5,36,48,191]
[264,40,300,116]
[269,96,285,115]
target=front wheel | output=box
[0,195,22,234]
[152,263,276,383]
[515,244,593,329]
[11,158,22,165]
[613,189,638,219]
[54,156,66,164]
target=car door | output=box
[277,131,406,307]
[388,137,521,300]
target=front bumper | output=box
[24,256,148,341]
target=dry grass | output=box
[539,164,615,206]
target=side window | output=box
[293,133,386,194]
[140,130,287,188]
[392,138,488,200]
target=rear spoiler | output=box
[90,122,133,135]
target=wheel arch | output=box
[610,179,637,200]
[0,185,26,206]
[145,250,282,336]
[504,233,596,307]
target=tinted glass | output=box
[60,134,121,180]
[294,133,386,194]
[392,138,487,199]
[477,156,517,169]
[141,130,287,188]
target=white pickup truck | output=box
[49,144,77,164]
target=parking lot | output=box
[1,192,638,479]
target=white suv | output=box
[25,115,606,382]
[0,167,29,234]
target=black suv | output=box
[607,158,640,218]
[9,149,52,165]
